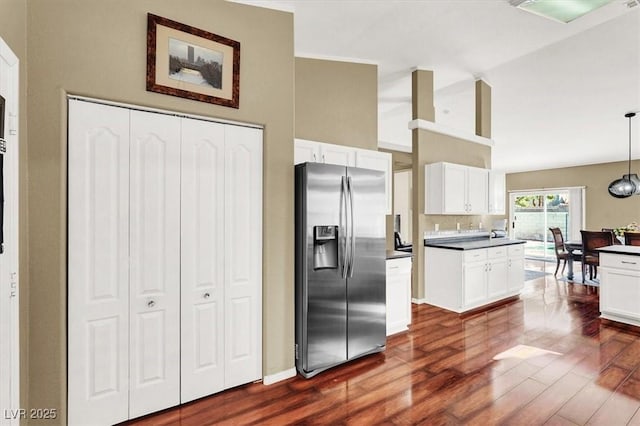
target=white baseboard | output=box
[263,367,297,385]
[412,298,428,304]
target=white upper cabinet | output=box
[355,149,392,214]
[293,138,319,164]
[425,162,489,215]
[320,143,355,166]
[294,139,392,213]
[488,171,506,215]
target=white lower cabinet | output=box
[600,252,640,326]
[425,244,525,313]
[386,256,412,335]
[68,100,262,425]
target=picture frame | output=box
[146,13,240,108]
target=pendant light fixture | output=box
[608,112,638,198]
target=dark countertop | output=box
[424,237,526,251]
[386,250,413,259]
[597,245,640,257]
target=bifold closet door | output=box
[180,119,225,403]
[68,100,130,426]
[224,125,262,388]
[128,110,181,417]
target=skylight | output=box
[510,0,614,23]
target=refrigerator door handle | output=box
[347,176,356,278]
[341,176,349,279]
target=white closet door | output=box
[224,125,262,388]
[129,110,181,418]
[180,118,225,403]
[68,100,130,426]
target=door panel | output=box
[180,118,225,402]
[443,164,466,213]
[129,110,180,418]
[346,166,386,359]
[467,167,488,214]
[68,100,130,426]
[224,125,262,387]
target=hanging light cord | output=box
[629,114,632,178]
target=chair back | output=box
[394,232,402,250]
[548,227,565,255]
[625,232,640,246]
[602,228,622,245]
[580,230,614,255]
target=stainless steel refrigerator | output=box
[295,162,386,378]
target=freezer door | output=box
[296,162,349,373]
[346,166,387,359]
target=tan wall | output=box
[295,57,378,150]
[26,0,294,422]
[507,160,640,230]
[0,0,29,414]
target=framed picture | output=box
[146,13,240,108]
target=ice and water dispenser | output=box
[313,225,338,270]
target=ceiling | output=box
[231,0,640,173]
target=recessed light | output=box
[510,0,613,23]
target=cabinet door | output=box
[224,125,263,388]
[386,258,411,335]
[466,167,489,214]
[463,262,487,308]
[355,149,392,214]
[508,256,525,293]
[442,163,467,214]
[487,258,508,300]
[180,119,226,403]
[488,171,506,214]
[600,268,640,320]
[129,111,181,418]
[294,139,319,165]
[68,101,130,426]
[319,142,355,166]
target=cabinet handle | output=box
[147,300,156,308]
[621,261,637,265]
[322,154,326,163]
[204,292,211,299]
[389,266,399,269]
[312,153,317,162]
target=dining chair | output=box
[625,232,640,246]
[580,230,614,282]
[601,228,622,245]
[549,227,570,276]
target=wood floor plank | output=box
[556,365,630,425]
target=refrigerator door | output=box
[346,166,387,359]
[296,162,349,374]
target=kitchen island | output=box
[422,234,526,313]
[598,245,640,327]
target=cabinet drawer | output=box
[601,253,640,271]
[387,257,412,275]
[508,245,524,258]
[464,249,487,263]
[487,247,507,259]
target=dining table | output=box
[564,241,583,281]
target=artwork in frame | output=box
[146,13,240,108]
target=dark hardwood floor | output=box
[125,260,640,425]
